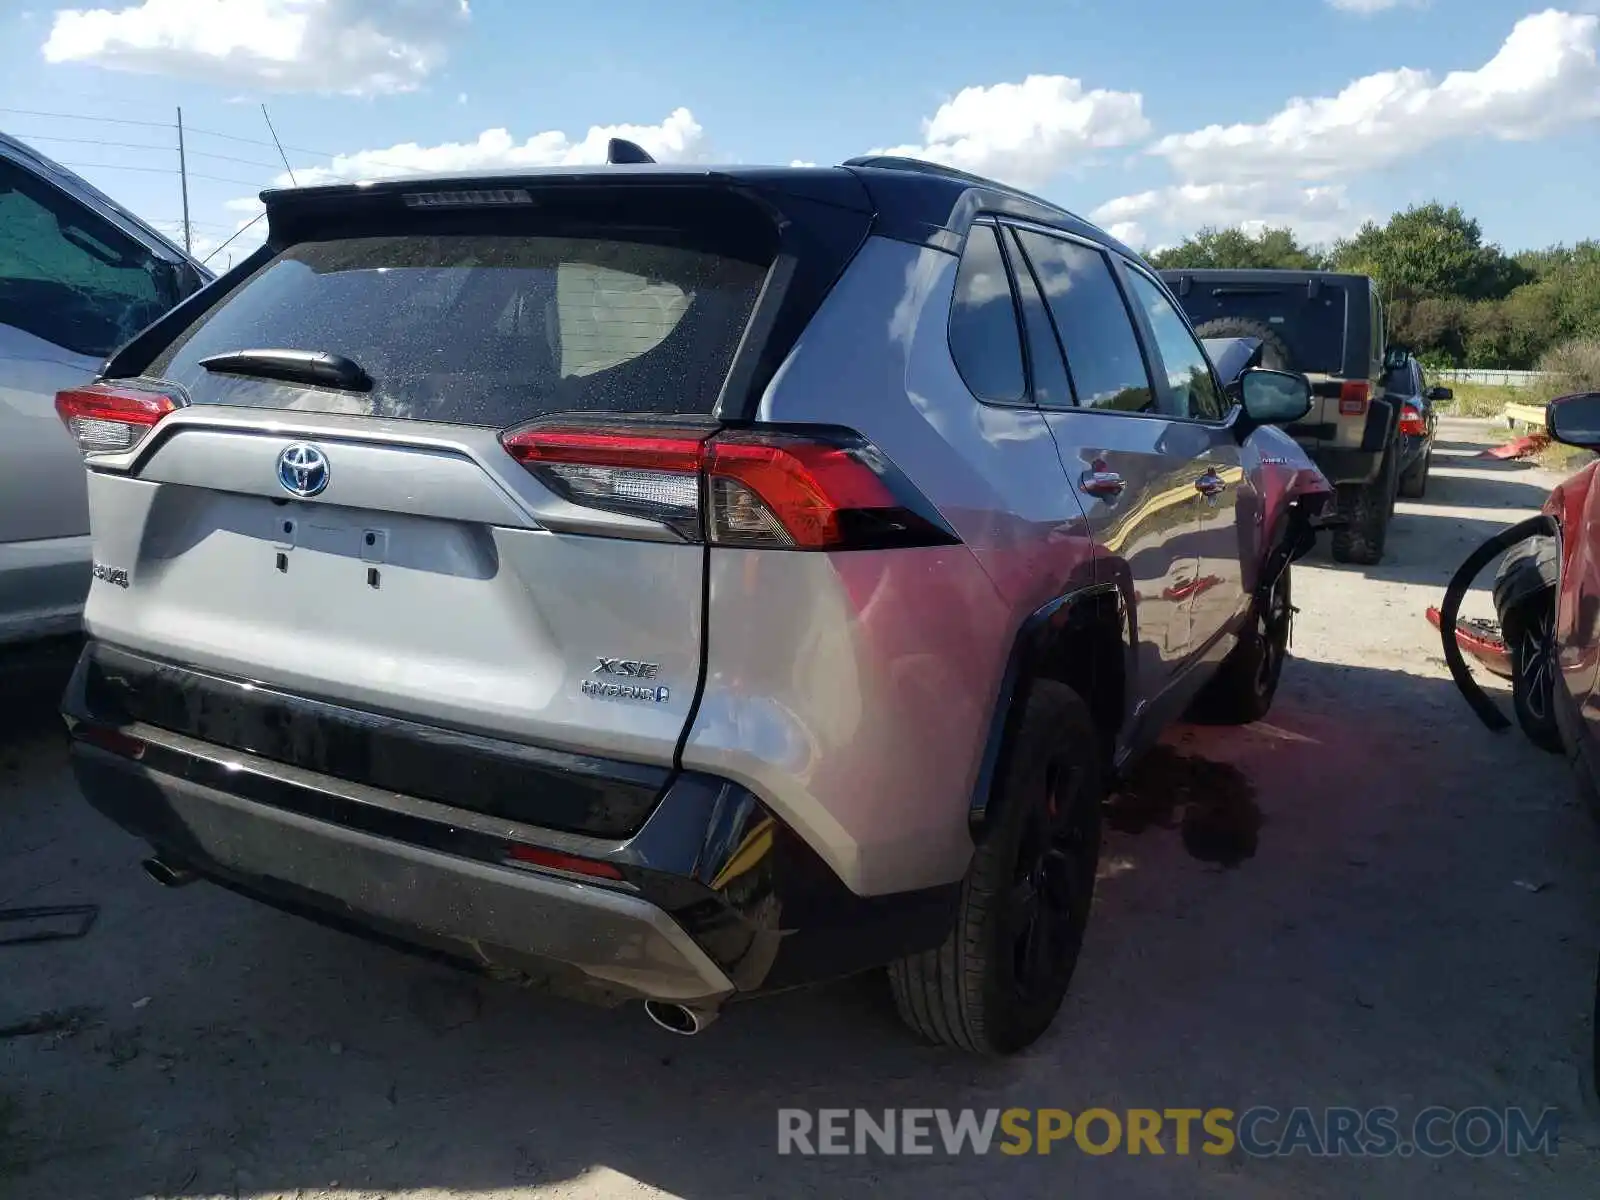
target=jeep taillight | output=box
[1338,381,1370,416]
[55,383,179,456]
[501,421,959,550]
[1399,403,1427,436]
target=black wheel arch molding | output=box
[968,581,1132,838]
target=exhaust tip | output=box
[644,999,714,1036]
[140,857,197,888]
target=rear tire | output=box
[1188,565,1293,725]
[1398,448,1430,499]
[1507,599,1563,754]
[1191,318,1293,371]
[1331,445,1398,565]
[888,681,1103,1055]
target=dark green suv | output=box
[1160,269,1395,564]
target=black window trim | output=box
[1004,224,1081,412]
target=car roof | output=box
[0,130,211,276]
[258,158,1140,261]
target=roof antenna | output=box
[607,138,655,164]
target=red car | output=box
[1438,390,1600,820]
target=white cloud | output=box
[1092,181,1362,247]
[1152,9,1600,185]
[1105,221,1146,249]
[42,0,471,95]
[268,107,707,189]
[868,74,1150,188]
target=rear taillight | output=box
[55,383,179,455]
[1399,403,1427,436]
[502,421,959,551]
[1338,381,1370,417]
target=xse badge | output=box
[585,656,670,703]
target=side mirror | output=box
[1237,368,1312,431]
[1426,386,1453,402]
[1547,392,1600,449]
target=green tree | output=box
[1331,202,1523,304]
[1148,225,1326,271]
[1391,296,1468,364]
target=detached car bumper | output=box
[62,642,958,1008]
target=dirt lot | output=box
[4,417,1599,1199]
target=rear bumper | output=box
[63,642,959,1007]
[1296,397,1398,488]
[72,738,736,1004]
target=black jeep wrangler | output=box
[1161,269,1397,565]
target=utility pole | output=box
[176,106,191,254]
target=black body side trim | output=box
[75,642,669,838]
[968,583,1125,834]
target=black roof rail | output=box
[840,154,1085,224]
[607,138,655,164]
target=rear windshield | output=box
[1172,282,1349,376]
[147,233,769,425]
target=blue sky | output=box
[3,0,1598,267]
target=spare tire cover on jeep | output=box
[1192,318,1292,373]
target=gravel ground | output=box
[3,417,1598,1199]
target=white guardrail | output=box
[1430,368,1550,389]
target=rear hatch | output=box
[1173,276,1353,449]
[63,173,874,832]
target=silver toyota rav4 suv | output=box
[60,153,1331,1054]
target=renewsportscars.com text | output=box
[776,1106,1560,1158]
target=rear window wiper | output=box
[199,348,373,392]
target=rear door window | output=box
[1122,267,1226,421]
[0,158,174,359]
[148,233,769,425]
[1013,229,1154,413]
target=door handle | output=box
[1080,468,1126,499]
[1194,470,1227,497]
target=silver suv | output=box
[59,153,1331,1054]
[1,131,210,649]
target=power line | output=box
[203,212,267,266]
[9,130,280,169]
[6,132,171,153]
[4,104,421,174]
[0,105,174,130]
[56,160,271,188]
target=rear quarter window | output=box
[148,233,769,426]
